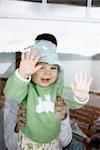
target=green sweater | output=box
[4,72,86,143]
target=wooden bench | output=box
[70,105,100,137]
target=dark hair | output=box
[35,33,57,46]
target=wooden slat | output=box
[70,104,100,137]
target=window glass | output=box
[48,0,87,6]
[92,0,100,7]
[0,53,16,78]
[18,0,87,6]
[91,0,100,19]
[18,0,42,2]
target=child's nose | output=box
[44,69,51,75]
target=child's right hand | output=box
[19,50,42,79]
[15,104,26,133]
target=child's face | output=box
[32,62,59,87]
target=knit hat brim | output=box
[31,40,62,66]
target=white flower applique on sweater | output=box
[35,94,54,113]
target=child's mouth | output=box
[41,78,50,83]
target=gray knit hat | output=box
[31,40,61,66]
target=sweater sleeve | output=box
[4,70,30,104]
[4,98,18,150]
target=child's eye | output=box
[51,67,57,70]
[40,66,44,69]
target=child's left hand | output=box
[71,72,92,101]
[54,96,68,120]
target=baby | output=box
[4,33,92,150]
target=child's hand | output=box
[71,72,92,101]
[0,96,4,109]
[54,96,68,120]
[19,50,42,79]
[15,104,26,133]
